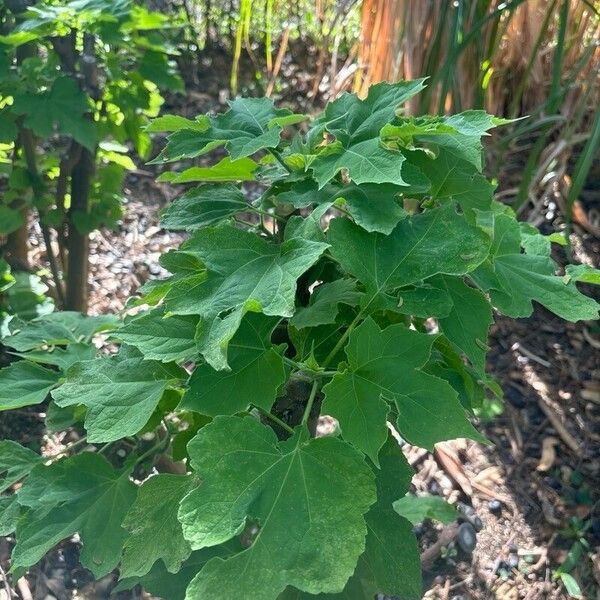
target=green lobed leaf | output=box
[311,80,427,188]
[275,174,430,235]
[472,215,599,321]
[383,110,510,172]
[0,206,25,235]
[178,416,376,600]
[116,544,241,600]
[433,275,493,374]
[180,314,286,416]
[116,308,199,362]
[405,147,494,217]
[158,157,257,183]
[154,98,304,163]
[283,203,330,243]
[519,222,554,256]
[146,114,209,133]
[426,337,488,412]
[356,437,421,599]
[160,184,250,231]
[11,453,137,578]
[120,474,195,577]
[11,343,97,371]
[322,318,485,462]
[12,77,96,150]
[51,355,186,442]
[312,138,408,189]
[288,320,346,365]
[328,204,490,310]
[0,440,42,494]
[393,494,458,525]
[565,264,600,285]
[0,361,60,411]
[164,225,328,370]
[290,279,362,329]
[396,284,453,318]
[45,402,87,434]
[0,495,20,536]
[4,311,119,352]
[281,435,420,599]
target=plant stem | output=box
[301,380,319,426]
[268,148,291,172]
[40,223,66,308]
[19,127,66,306]
[322,309,364,369]
[282,356,300,369]
[135,434,169,466]
[134,420,174,466]
[251,206,286,223]
[255,406,294,434]
[283,356,338,379]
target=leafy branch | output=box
[0,83,598,600]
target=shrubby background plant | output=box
[0,82,598,599]
[0,0,183,312]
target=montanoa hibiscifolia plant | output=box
[0,80,599,599]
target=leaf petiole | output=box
[322,309,365,369]
[250,206,286,223]
[268,147,291,172]
[301,380,319,426]
[254,405,295,434]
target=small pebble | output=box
[456,502,475,517]
[429,480,442,495]
[457,522,477,553]
[543,476,561,490]
[471,515,484,532]
[149,263,162,276]
[488,499,502,515]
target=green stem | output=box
[282,355,297,367]
[255,406,294,434]
[319,370,339,378]
[135,423,172,466]
[322,309,364,369]
[283,356,338,379]
[301,380,319,426]
[234,215,261,229]
[135,439,164,466]
[251,206,286,223]
[268,148,291,172]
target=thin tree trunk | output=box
[65,147,94,313]
[64,32,98,313]
[20,127,66,307]
[4,3,36,271]
[4,212,29,270]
